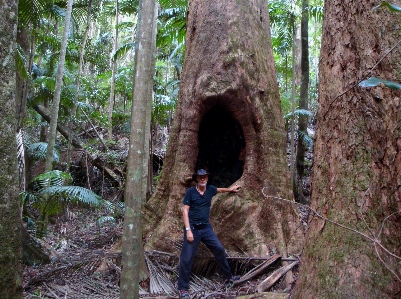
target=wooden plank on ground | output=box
[256,261,299,293]
[233,254,281,286]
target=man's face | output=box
[197,175,208,186]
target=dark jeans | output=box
[177,223,232,290]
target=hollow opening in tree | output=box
[196,105,245,187]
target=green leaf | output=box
[373,1,401,12]
[359,76,401,89]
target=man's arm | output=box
[182,205,194,243]
[217,184,241,193]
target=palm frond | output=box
[157,7,187,46]
[30,170,72,191]
[16,44,28,80]
[309,5,324,22]
[157,0,187,9]
[34,75,57,92]
[36,33,61,55]
[28,142,60,162]
[18,0,51,27]
[112,42,135,61]
[168,42,184,62]
[298,130,313,149]
[20,190,39,205]
[28,86,53,106]
[284,109,312,120]
[117,201,124,210]
[96,216,116,228]
[119,0,139,15]
[102,200,115,213]
[44,186,102,206]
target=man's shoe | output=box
[225,275,240,287]
[179,289,190,298]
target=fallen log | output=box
[32,103,122,187]
[233,254,281,286]
[257,261,299,293]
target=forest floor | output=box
[22,129,313,299]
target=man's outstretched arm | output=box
[217,184,241,193]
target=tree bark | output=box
[144,0,304,259]
[293,0,401,297]
[120,0,156,297]
[0,0,23,297]
[45,0,74,171]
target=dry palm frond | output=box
[16,129,26,192]
[145,253,177,295]
[189,273,219,292]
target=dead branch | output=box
[256,261,299,293]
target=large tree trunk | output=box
[144,0,303,260]
[293,0,401,297]
[0,0,23,297]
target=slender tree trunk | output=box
[120,0,157,297]
[107,0,119,141]
[295,0,309,204]
[290,14,297,190]
[67,0,93,167]
[45,0,74,172]
[143,7,158,200]
[0,0,23,297]
[293,0,401,297]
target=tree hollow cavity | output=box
[196,105,245,187]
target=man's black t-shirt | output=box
[183,185,218,225]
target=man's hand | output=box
[229,184,241,193]
[186,230,194,243]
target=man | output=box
[178,169,241,298]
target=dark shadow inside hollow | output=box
[196,105,245,187]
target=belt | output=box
[193,223,208,230]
